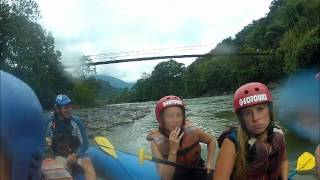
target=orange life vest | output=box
[147,121,201,168]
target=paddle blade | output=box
[297,152,315,171]
[95,136,117,159]
[139,148,145,165]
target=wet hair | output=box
[234,102,273,179]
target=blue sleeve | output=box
[73,117,89,156]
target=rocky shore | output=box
[73,103,153,138]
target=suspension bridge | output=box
[61,44,273,76]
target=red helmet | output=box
[155,95,185,128]
[234,82,272,112]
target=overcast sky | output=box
[36,0,272,82]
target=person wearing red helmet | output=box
[147,95,216,180]
[214,82,289,180]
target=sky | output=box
[36,0,273,82]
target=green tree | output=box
[182,0,318,98]
[150,60,186,99]
[131,74,153,102]
[72,77,101,106]
[0,0,73,108]
[127,60,186,102]
[183,64,205,97]
[105,0,320,103]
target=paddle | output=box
[288,152,316,179]
[95,136,211,171]
[95,136,117,159]
[137,148,208,170]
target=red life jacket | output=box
[218,124,286,180]
[147,121,201,170]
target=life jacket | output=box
[48,114,81,157]
[52,134,80,157]
[147,121,202,172]
[49,114,74,137]
[217,124,286,180]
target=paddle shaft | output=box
[288,171,297,179]
[151,157,207,170]
[95,145,210,171]
[288,156,314,179]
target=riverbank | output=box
[73,102,153,138]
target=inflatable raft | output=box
[86,146,160,180]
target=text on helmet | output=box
[239,93,267,106]
[163,100,183,107]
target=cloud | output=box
[36,0,272,82]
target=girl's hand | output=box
[204,162,214,174]
[169,127,184,154]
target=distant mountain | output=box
[95,79,122,100]
[93,75,134,89]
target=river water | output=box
[77,95,317,180]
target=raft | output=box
[43,136,160,180]
[86,146,160,180]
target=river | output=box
[75,95,317,180]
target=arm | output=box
[151,127,184,180]
[73,119,89,156]
[280,150,289,180]
[279,133,288,180]
[213,138,236,180]
[151,141,177,180]
[280,159,289,180]
[44,118,53,145]
[198,129,216,172]
[44,116,57,156]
